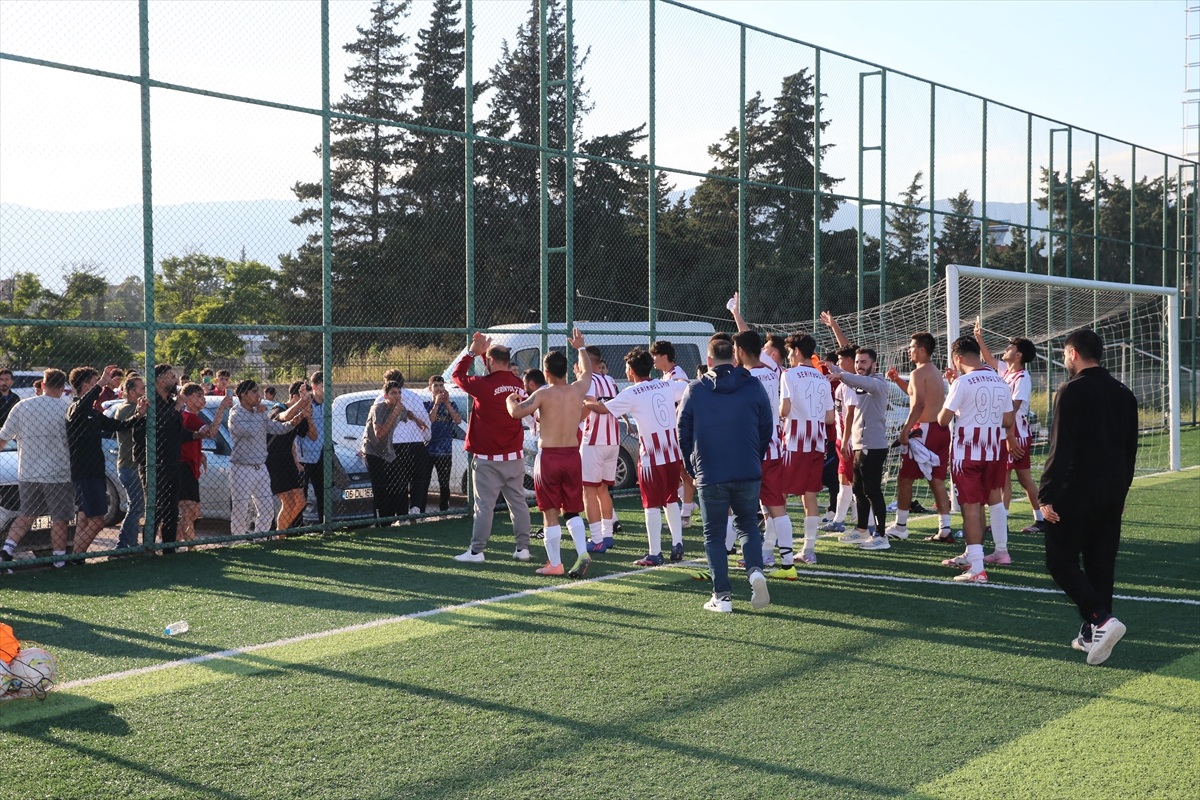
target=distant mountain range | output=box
[2,194,1050,286]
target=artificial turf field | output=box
[2,430,1198,799]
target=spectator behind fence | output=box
[229,379,303,539]
[93,367,122,411]
[32,379,43,397]
[0,369,18,428]
[297,372,326,522]
[208,369,231,397]
[378,369,430,518]
[362,380,408,524]
[178,383,211,550]
[267,381,317,530]
[67,365,147,560]
[418,375,463,512]
[112,375,147,549]
[0,369,75,569]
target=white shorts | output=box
[580,445,619,487]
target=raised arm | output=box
[451,332,491,392]
[828,366,885,396]
[886,365,909,393]
[820,311,851,349]
[974,319,999,371]
[506,390,540,420]
[729,292,750,333]
[567,328,593,396]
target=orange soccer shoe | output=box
[535,562,565,576]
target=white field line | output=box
[60,551,1199,691]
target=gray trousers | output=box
[470,457,532,553]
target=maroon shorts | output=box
[638,458,682,509]
[899,422,951,481]
[533,447,584,513]
[952,456,1007,506]
[836,443,854,481]
[1007,435,1031,471]
[759,456,785,507]
[783,448,825,496]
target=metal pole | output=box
[138,0,157,552]
[1168,290,1182,470]
[321,0,334,535]
[980,99,988,269]
[564,0,574,340]
[1093,134,1100,323]
[1163,153,1170,289]
[738,25,747,316]
[464,0,475,341]
[648,0,657,346]
[538,0,549,358]
[1129,147,1136,403]
[1065,128,1073,331]
[812,49,822,322]
[878,69,887,313]
[857,72,865,321]
[1025,112,1032,336]
[928,84,935,332]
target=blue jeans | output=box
[117,467,145,549]
[698,479,763,596]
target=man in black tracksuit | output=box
[1039,329,1139,666]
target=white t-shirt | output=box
[373,389,433,444]
[779,365,834,453]
[749,363,783,460]
[833,380,857,443]
[604,379,687,465]
[0,395,72,482]
[997,362,1032,441]
[582,373,620,446]
[943,368,1013,463]
[667,364,689,382]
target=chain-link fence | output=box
[1,0,1196,565]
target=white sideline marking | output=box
[60,553,1198,691]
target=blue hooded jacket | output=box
[677,364,773,487]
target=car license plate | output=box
[343,487,373,500]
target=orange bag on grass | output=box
[0,623,19,665]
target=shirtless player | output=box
[885,332,953,541]
[507,329,594,578]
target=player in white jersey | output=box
[579,345,621,552]
[586,348,687,566]
[651,340,695,529]
[975,322,1045,537]
[937,335,1014,582]
[779,333,835,567]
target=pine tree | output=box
[936,189,978,272]
[887,172,928,298]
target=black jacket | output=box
[678,364,773,486]
[66,382,143,480]
[0,390,18,428]
[1038,366,1139,508]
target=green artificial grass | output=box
[1,444,1197,798]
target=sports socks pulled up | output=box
[644,507,662,556]
[664,503,683,547]
[989,502,1009,553]
[543,525,562,567]
[774,515,794,566]
[566,516,587,558]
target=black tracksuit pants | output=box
[1044,493,1126,623]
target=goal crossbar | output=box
[945,264,1182,472]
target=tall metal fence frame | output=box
[1,0,1197,558]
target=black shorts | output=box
[179,464,200,503]
[73,477,108,518]
[268,460,304,495]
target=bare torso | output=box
[910,360,945,423]
[532,383,590,448]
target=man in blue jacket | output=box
[678,337,774,613]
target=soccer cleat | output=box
[769,565,799,581]
[453,550,485,563]
[837,529,873,544]
[858,536,891,551]
[748,569,770,609]
[680,516,691,529]
[612,520,623,534]
[1071,623,1093,653]
[798,551,818,565]
[602,536,615,549]
[1086,616,1127,666]
[691,568,712,581]
[818,521,845,534]
[703,593,733,613]
[634,552,664,567]
[886,500,899,512]
[983,550,1011,566]
[952,569,988,583]
[1022,520,1049,533]
[941,553,971,570]
[512,548,532,561]
[586,539,609,554]
[567,554,591,579]
[535,561,565,576]
[909,500,929,514]
[884,524,909,539]
[761,554,776,568]
[531,528,545,540]
[669,543,685,562]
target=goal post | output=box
[946,264,1181,473]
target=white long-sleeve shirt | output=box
[229,403,294,465]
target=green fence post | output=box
[538,0,549,358]
[980,99,988,269]
[564,0,575,339]
[648,0,657,346]
[465,0,475,343]
[321,0,334,537]
[878,69,887,313]
[1025,112,1032,336]
[927,83,935,331]
[138,0,157,554]
[738,25,747,317]
[812,48,822,322]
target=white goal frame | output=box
[946,264,1182,472]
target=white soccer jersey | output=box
[582,373,620,446]
[997,363,1032,441]
[749,363,783,460]
[779,364,833,453]
[667,364,689,382]
[833,380,857,443]
[943,368,1013,464]
[604,379,687,465]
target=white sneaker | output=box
[453,550,484,563]
[858,536,891,550]
[884,524,908,539]
[681,516,691,529]
[837,529,872,544]
[512,548,531,561]
[1087,617,1127,666]
[798,550,818,564]
[886,500,899,512]
[748,569,770,610]
[703,593,733,613]
[409,506,420,515]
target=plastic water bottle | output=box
[164,621,189,636]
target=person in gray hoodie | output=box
[825,348,891,550]
[677,337,774,614]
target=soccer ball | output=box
[5,647,59,699]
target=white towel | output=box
[901,437,940,481]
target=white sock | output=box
[2,540,15,555]
[1034,508,1044,521]
[644,508,662,556]
[566,516,587,557]
[774,515,794,565]
[603,516,617,539]
[989,503,1009,552]
[896,509,909,527]
[803,515,818,556]
[762,513,777,554]
[867,511,876,528]
[966,543,984,574]
[544,525,562,567]
[833,489,853,524]
[940,513,952,531]
[681,502,692,517]
[589,521,603,545]
[664,503,683,546]
[725,515,736,551]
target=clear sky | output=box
[0,0,1188,212]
